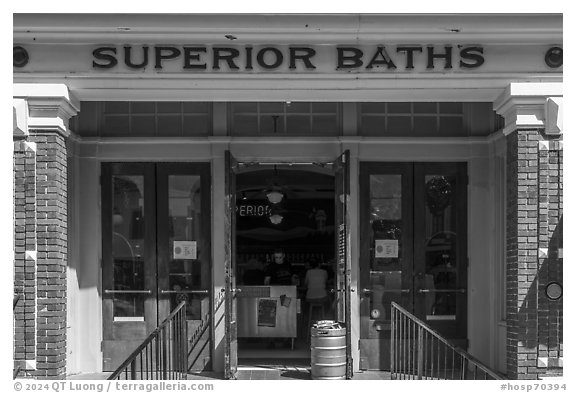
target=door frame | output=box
[224,151,239,379]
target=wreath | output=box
[425,176,453,215]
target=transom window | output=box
[360,102,465,136]
[229,102,341,136]
[72,101,212,137]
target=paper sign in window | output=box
[375,239,398,258]
[257,299,277,327]
[173,241,197,260]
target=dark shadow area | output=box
[519,210,562,371]
[280,370,311,379]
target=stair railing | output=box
[391,301,504,380]
[108,301,188,380]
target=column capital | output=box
[13,83,80,138]
[493,82,562,136]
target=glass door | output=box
[102,163,157,371]
[359,162,467,370]
[156,163,212,371]
[102,163,211,372]
[413,163,467,339]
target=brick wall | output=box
[33,131,68,379]
[13,141,37,377]
[536,138,563,375]
[13,131,68,379]
[506,129,563,379]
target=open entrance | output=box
[224,151,353,379]
[234,165,336,364]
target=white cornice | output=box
[493,82,563,136]
[13,98,28,139]
[12,73,563,102]
[13,83,81,137]
[13,14,562,45]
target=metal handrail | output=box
[390,302,504,380]
[13,293,21,310]
[13,293,22,379]
[108,301,188,380]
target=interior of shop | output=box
[235,165,336,362]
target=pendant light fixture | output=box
[266,189,284,204]
[265,165,284,204]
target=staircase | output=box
[390,302,504,380]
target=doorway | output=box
[223,151,353,379]
[359,162,468,370]
[101,163,211,372]
[234,165,337,361]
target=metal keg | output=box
[310,320,346,380]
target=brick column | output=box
[494,83,563,380]
[13,84,79,379]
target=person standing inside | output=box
[264,249,296,286]
[304,259,328,304]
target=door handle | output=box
[232,288,242,293]
[417,289,466,293]
[362,288,410,294]
[161,289,209,294]
[104,289,152,294]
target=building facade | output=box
[13,13,563,380]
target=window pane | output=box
[387,116,411,133]
[439,117,464,136]
[112,175,145,318]
[157,102,182,113]
[131,102,156,114]
[260,102,284,114]
[183,102,210,113]
[104,102,129,114]
[260,115,285,134]
[439,102,462,114]
[233,115,258,136]
[423,174,458,320]
[102,116,130,136]
[361,115,385,136]
[287,115,311,134]
[413,102,437,114]
[167,175,207,320]
[183,115,210,136]
[313,102,337,113]
[387,103,411,114]
[158,115,183,136]
[232,102,257,114]
[414,116,438,135]
[132,115,156,135]
[286,102,310,114]
[361,102,386,113]
[369,174,403,325]
[312,115,338,135]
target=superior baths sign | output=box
[16,43,555,75]
[91,44,485,72]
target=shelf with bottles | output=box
[236,248,333,268]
